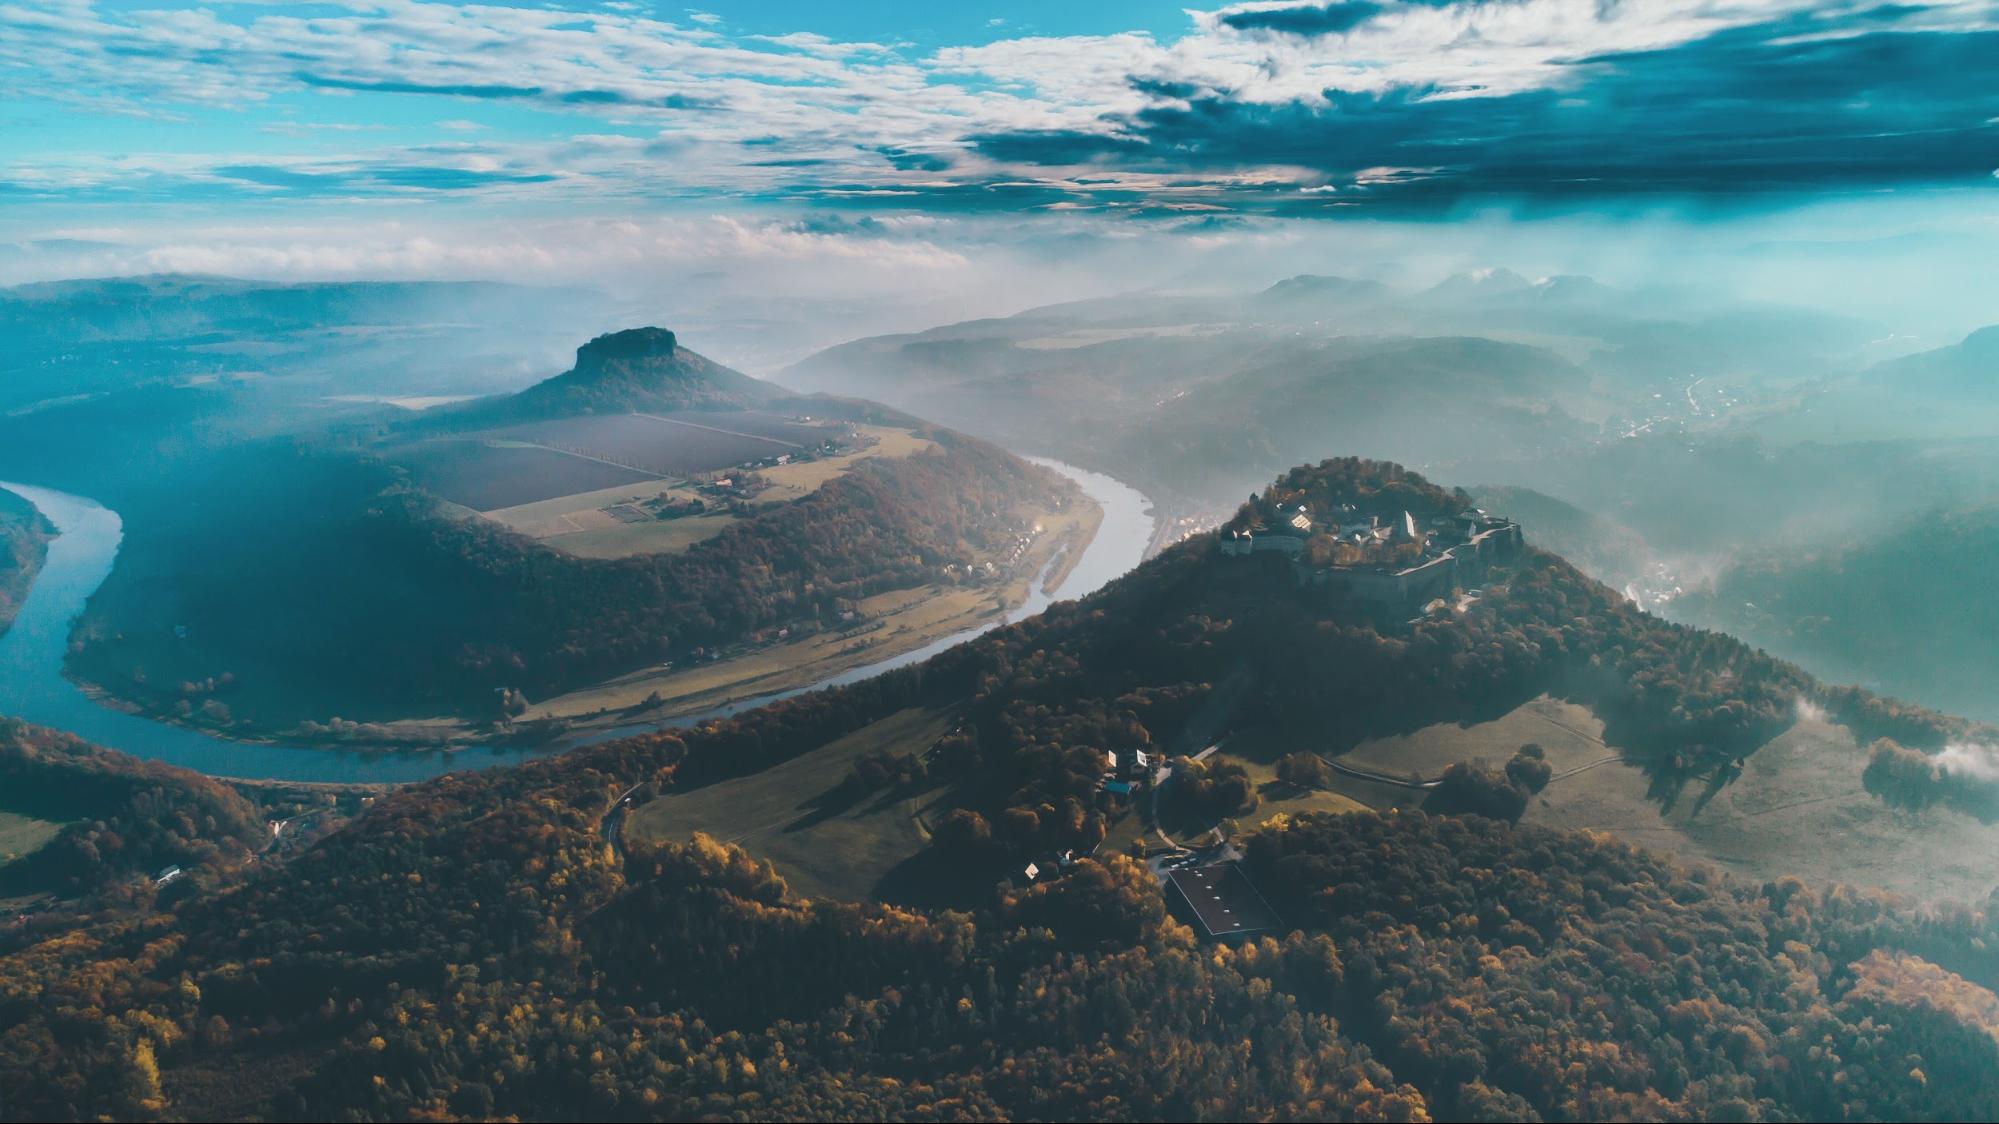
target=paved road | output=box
[1321,756,1442,790]
[599,783,643,858]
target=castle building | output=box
[1219,503,1523,616]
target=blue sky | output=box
[0,1,1995,301]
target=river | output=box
[0,461,1154,784]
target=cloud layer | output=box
[1,0,1994,216]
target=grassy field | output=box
[1337,696,1615,783]
[480,480,687,537]
[1230,691,1999,905]
[624,706,957,902]
[0,809,66,866]
[747,426,933,502]
[1146,750,1370,849]
[1237,754,1370,821]
[475,423,934,560]
[540,512,740,558]
[1530,707,1999,905]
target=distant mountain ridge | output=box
[1868,324,1999,393]
[0,272,601,341]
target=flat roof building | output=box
[1165,862,1284,940]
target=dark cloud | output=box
[967,129,1149,165]
[1219,2,1388,36]
[784,179,1098,214]
[970,10,1999,209]
[1217,0,1468,36]
[877,146,955,172]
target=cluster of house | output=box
[1219,500,1523,614]
[1012,749,1151,888]
[1101,747,1152,799]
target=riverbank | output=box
[0,462,1153,784]
[0,490,54,636]
[287,492,1103,748]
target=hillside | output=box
[1467,484,1651,588]
[782,273,1868,506]
[1111,336,1590,497]
[63,330,1090,742]
[1869,325,1999,397]
[1753,325,1999,443]
[0,489,53,635]
[0,718,266,899]
[1672,504,1999,724]
[7,457,1999,1120]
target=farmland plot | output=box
[389,439,659,510]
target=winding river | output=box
[0,461,1154,785]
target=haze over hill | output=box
[0,273,617,418]
[786,269,1999,729]
[783,270,1876,501]
[11,456,1999,1120]
[9,323,1092,749]
[7,1,1999,1118]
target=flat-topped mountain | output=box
[460,326,781,422]
[63,328,1094,745]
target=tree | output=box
[1505,745,1553,793]
[1276,751,1332,790]
[931,809,993,856]
[1424,762,1529,823]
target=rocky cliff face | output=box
[573,326,678,373]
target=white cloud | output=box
[0,0,1992,215]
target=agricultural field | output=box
[384,412,931,559]
[388,439,659,511]
[487,412,813,476]
[624,706,958,902]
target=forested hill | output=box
[0,719,266,898]
[68,417,1075,731]
[0,488,53,634]
[8,457,1999,1120]
[430,325,779,428]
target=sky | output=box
[1,0,1996,355]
